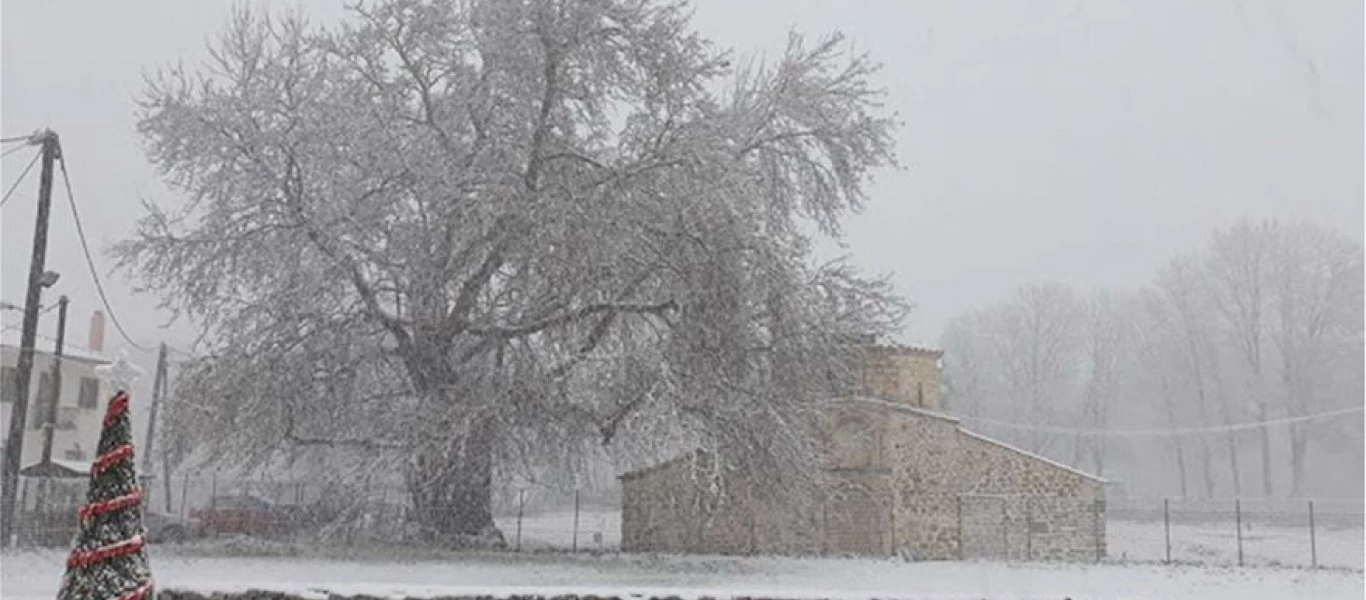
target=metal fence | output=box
[10,473,1363,570]
[10,475,621,553]
[1107,497,1364,569]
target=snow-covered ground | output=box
[3,548,1361,600]
[1108,519,1363,569]
[499,510,1362,570]
[7,511,1357,599]
[495,509,621,551]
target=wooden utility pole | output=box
[143,343,169,511]
[33,296,68,519]
[38,295,70,465]
[0,130,60,543]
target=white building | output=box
[1,310,110,476]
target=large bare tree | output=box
[118,0,903,539]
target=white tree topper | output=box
[94,349,145,394]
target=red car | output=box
[192,494,301,537]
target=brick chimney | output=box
[88,310,106,353]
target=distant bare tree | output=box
[1205,219,1278,496]
[1074,289,1127,476]
[118,0,903,539]
[1265,221,1363,497]
[1155,256,1228,498]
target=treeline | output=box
[940,219,1363,499]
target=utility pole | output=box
[38,296,69,466]
[143,343,168,510]
[34,295,68,518]
[0,130,61,544]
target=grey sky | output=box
[3,0,1360,362]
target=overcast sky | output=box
[2,0,1361,365]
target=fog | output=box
[5,1,1359,350]
[0,0,1360,536]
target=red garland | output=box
[78,487,144,523]
[103,391,130,427]
[92,443,135,476]
[116,579,155,600]
[67,534,146,570]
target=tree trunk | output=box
[1160,382,1188,497]
[1193,397,1216,498]
[1173,439,1188,498]
[1225,430,1242,497]
[406,419,502,544]
[1197,437,1215,498]
[1289,423,1308,498]
[1257,404,1274,497]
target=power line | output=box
[1,302,60,334]
[1,143,31,160]
[959,405,1366,438]
[0,148,42,209]
[0,134,37,144]
[58,151,155,353]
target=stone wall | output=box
[619,451,822,556]
[954,431,1105,562]
[858,347,942,410]
[621,399,1106,563]
[158,592,903,600]
[882,404,1106,561]
[620,451,753,555]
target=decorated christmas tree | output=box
[56,388,154,600]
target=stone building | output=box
[619,345,1106,561]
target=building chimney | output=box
[89,310,105,353]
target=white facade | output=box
[0,343,110,470]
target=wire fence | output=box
[7,474,1362,571]
[8,475,621,553]
[1106,497,1363,570]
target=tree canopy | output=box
[119,0,904,536]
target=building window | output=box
[30,372,54,429]
[1,366,15,403]
[57,407,78,430]
[78,377,99,409]
[63,446,85,461]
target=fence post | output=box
[821,501,829,556]
[14,478,29,547]
[748,506,757,555]
[888,502,896,557]
[1000,499,1008,561]
[1025,498,1033,561]
[956,495,965,560]
[209,473,218,508]
[1093,499,1102,563]
[1308,500,1317,569]
[1163,498,1171,564]
[515,489,524,552]
[296,481,304,504]
[572,489,580,552]
[1235,499,1243,567]
[180,473,190,519]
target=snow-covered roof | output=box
[957,429,1108,483]
[20,458,91,478]
[1,329,109,364]
[825,396,961,423]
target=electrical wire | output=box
[0,148,41,209]
[1,143,31,160]
[1,302,61,334]
[959,405,1366,438]
[58,151,155,352]
[0,134,36,144]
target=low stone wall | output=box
[158,592,897,600]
